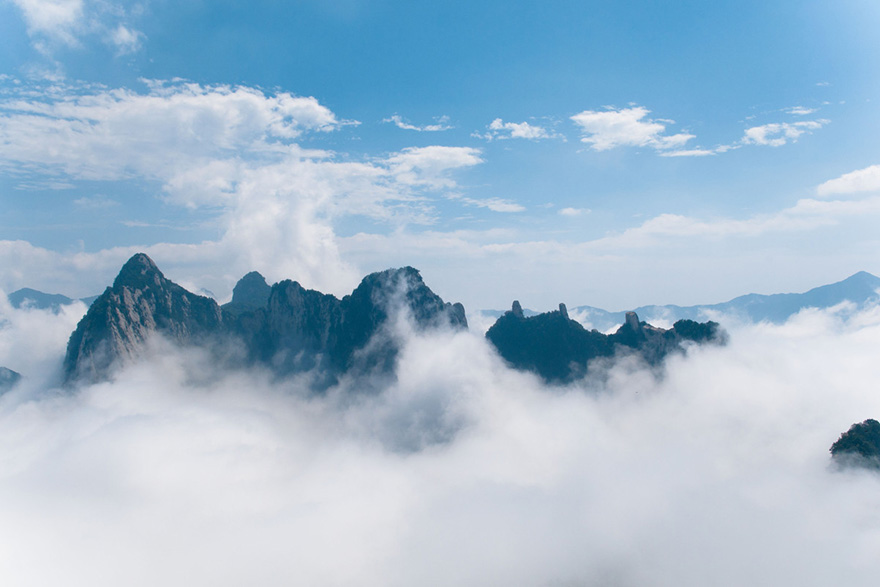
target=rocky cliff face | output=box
[238,266,468,383]
[64,255,468,385]
[486,303,724,383]
[63,254,223,383]
[222,271,271,314]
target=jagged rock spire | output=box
[624,311,641,332]
[511,300,524,319]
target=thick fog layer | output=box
[2,297,880,586]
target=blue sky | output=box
[1,0,879,311]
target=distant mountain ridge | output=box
[492,271,880,332]
[6,288,101,311]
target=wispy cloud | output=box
[73,195,118,209]
[384,114,453,132]
[9,0,146,55]
[473,118,562,141]
[785,106,818,116]
[741,120,829,147]
[558,207,589,217]
[449,194,525,213]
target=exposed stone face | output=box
[224,271,271,313]
[63,254,224,383]
[255,266,468,381]
[511,300,525,319]
[486,305,724,383]
[63,255,468,386]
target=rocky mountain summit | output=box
[63,254,223,383]
[486,301,724,383]
[63,254,467,385]
[63,253,723,388]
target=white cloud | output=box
[474,118,562,141]
[10,0,145,55]
[742,120,828,147]
[785,106,818,116]
[570,106,695,152]
[384,146,483,189]
[450,195,525,213]
[0,80,485,299]
[73,195,118,208]
[338,191,880,311]
[659,148,718,157]
[384,114,452,132]
[10,0,83,46]
[2,298,880,585]
[558,207,589,217]
[109,23,144,55]
[817,165,880,197]
[0,80,343,186]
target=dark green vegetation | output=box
[830,419,880,470]
[485,302,724,383]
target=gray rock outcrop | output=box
[63,255,468,386]
[63,254,225,383]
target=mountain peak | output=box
[112,253,164,290]
[842,271,880,285]
[229,271,271,310]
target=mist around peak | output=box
[1,290,880,585]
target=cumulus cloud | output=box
[742,119,829,147]
[1,293,880,586]
[473,118,562,141]
[0,80,484,299]
[570,106,695,152]
[9,0,146,55]
[383,114,453,132]
[817,165,880,197]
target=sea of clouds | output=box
[1,295,880,586]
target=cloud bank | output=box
[1,296,880,586]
